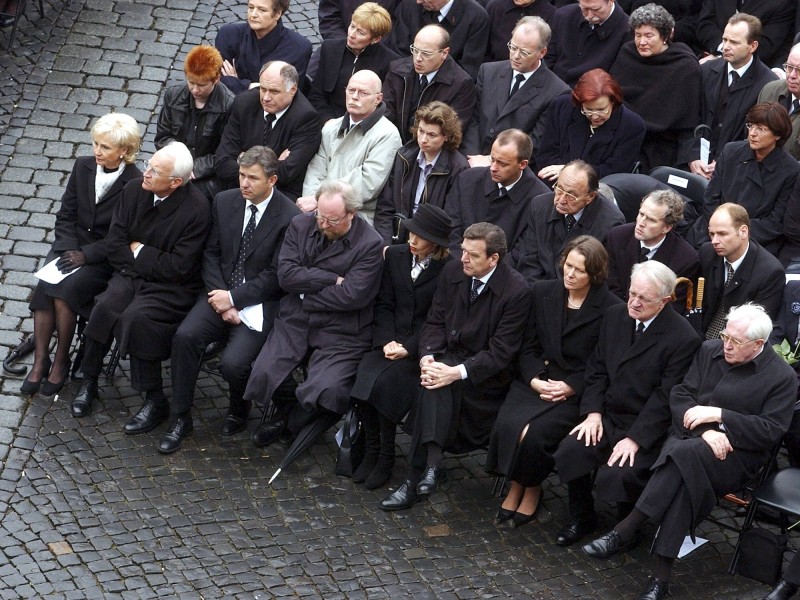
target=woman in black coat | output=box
[349,205,454,489]
[485,235,622,526]
[23,113,142,396]
[308,2,398,122]
[536,69,646,182]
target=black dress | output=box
[29,157,142,318]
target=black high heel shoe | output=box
[40,359,71,396]
[20,359,51,396]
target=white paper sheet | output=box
[238,304,263,332]
[34,258,81,284]
[678,535,708,558]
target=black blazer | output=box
[699,239,785,333]
[535,95,646,179]
[769,280,800,347]
[201,188,301,320]
[215,88,322,199]
[52,156,142,264]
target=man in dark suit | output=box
[701,202,785,341]
[545,0,630,87]
[382,25,476,144]
[244,180,384,446]
[389,0,489,80]
[552,260,701,548]
[445,128,549,264]
[518,159,625,285]
[158,147,301,454]
[380,222,530,510]
[583,303,795,600]
[696,0,795,68]
[215,61,321,200]
[606,189,700,307]
[690,14,777,180]
[758,43,800,160]
[71,143,211,421]
[463,16,570,162]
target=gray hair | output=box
[315,180,362,213]
[642,189,684,227]
[260,60,299,91]
[630,260,677,298]
[159,142,194,185]
[629,3,674,41]
[726,303,773,341]
[238,146,279,179]
[513,15,551,49]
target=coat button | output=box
[451,330,456,335]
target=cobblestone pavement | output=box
[0,1,784,598]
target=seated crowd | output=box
[19,0,800,598]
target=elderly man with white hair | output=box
[583,302,797,600]
[71,142,212,428]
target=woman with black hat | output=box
[348,204,454,489]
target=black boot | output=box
[351,403,380,483]
[365,413,396,489]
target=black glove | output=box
[55,250,87,274]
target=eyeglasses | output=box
[720,332,758,348]
[142,161,177,179]
[745,122,772,135]
[553,183,589,203]
[409,45,442,59]
[506,42,535,59]
[314,211,348,226]
[783,63,800,76]
[581,105,611,116]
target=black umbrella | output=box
[3,334,35,375]
[676,276,705,335]
[268,408,342,484]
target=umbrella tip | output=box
[268,468,281,485]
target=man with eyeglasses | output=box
[462,16,569,164]
[545,0,630,87]
[583,302,794,600]
[690,14,777,181]
[388,0,488,80]
[699,203,784,341]
[444,128,549,263]
[517,159,624,285]
[71,143,211,421]
[382,25,476,145]
[244,180,384,448]
[759,43,800,160]
[552,260,700,552]
[215,61,321,200]
[300,69,401,223]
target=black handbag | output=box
[335,408,364,477]
[736,527,788,585]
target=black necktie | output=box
[639,246,650,262]
[729,71,740,88]
[409,75,429,127]
[469,278,483,303]
[706,261,735,340]
[509,73,525,98]
[496,186,508,199]
[263,113,276,145]
[422,9,440,24]
[231,205,259,289]
[565,214,577,233]
[792,99,800,115]
[634,321,645,341]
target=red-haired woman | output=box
[155,45,235,200]
[536,68,646,183]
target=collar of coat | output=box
[338,102,387,137]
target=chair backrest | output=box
[600,173,673,223]
[648,166,709,208]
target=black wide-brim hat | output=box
[402,204,453,248]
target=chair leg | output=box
[729,496,761,574]
[36,0,43,18]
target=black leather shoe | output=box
[0,15,15,27]
[251,419,287,448]
[582,529,638,560]
[40,359,71,397]
[71,380,98,417]
[512,502,541,528]
[764,580,800,600]
[636,577,670,600]
[380,480,421,511]
[20,359,51,396]
[123,400,169,435]
[221,399,251,436]
[158,416,193,454]
[416,466,447,495]
[555,517,597,546]
[496,507,516,524]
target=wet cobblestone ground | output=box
[0,0,785,597]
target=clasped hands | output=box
[419,356,460,389]
[531,377,574,402]
[55,250,86,274]
[208,289,241,324]
[683,405,731,460]
[383,341,409,361]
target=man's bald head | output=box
[345,69,383,122]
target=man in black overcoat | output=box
[71,142,211,422]
[244,180,384,446]
[552,260,701,548]
[380,222,530,511]
[215,61,321,199]
[157,147,301,454]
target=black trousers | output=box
[80,337,162,393]
[170,298,268,416]
[635,460,693,559]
